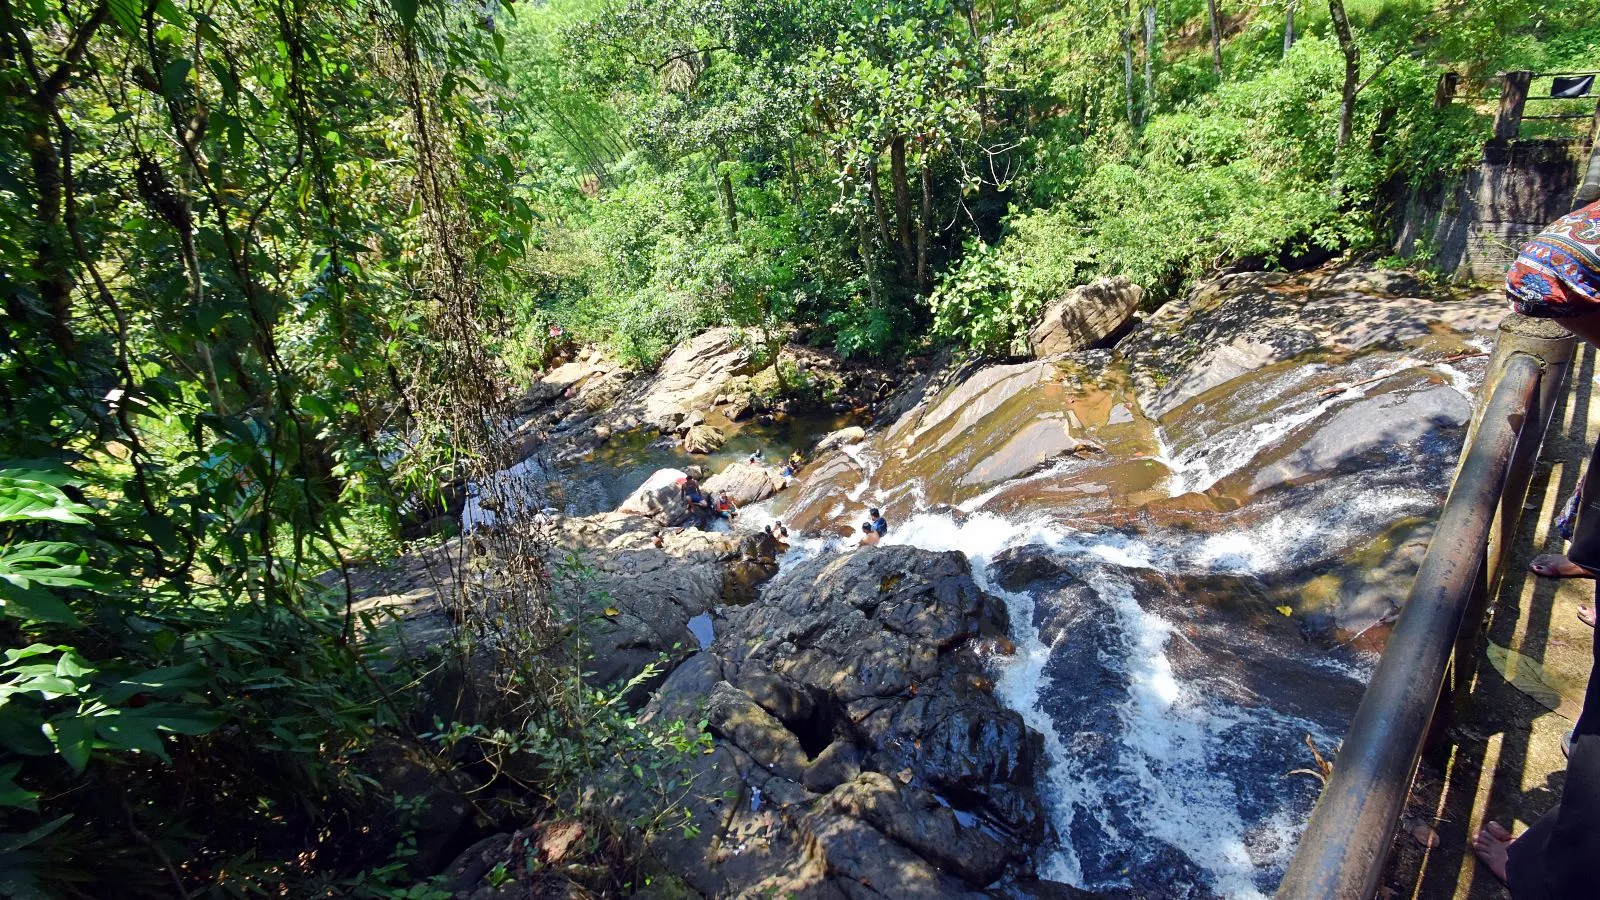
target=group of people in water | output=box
[668,440,892,554]
[674,447,808,530]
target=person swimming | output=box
[858,522,880,547]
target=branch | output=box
[1354,49,1407,96]
[34,0,110,103]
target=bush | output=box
[930,36,1481,354]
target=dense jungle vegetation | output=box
[0,0,1594,894]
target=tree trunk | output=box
[1283,0,1296,55]
[890,135,914,279]
[1206,0,1223,79]
[917,159,931,294]
[1142,2,1157,120]
[1120,0,1136,126]
[855,210,879,307]
[866,156,894,269]
[1328,0,1358,152]
[786,137,802,206]
[718,154,738,234]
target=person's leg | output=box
[1480,583,1600,896]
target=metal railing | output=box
[1276,314,1576,900]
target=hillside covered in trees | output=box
[0,0,1595,895]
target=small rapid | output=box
[734,341,1486,896]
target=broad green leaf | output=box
[48,717,94,774]
[389,0,418,28]
[0,763,38,811]
[0,581,77,625]
[106,0,142,35]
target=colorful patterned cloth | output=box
[1507,200,1600,319]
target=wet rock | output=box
[802,740,862,793]
[992,545,1072,591]
[683,423,726,454]
[722,557,778,604]
[626,546,1046,894]
[814,426,867,453]
[1249,384,1471,495]
[1122,268,1502,419]
[1028,276,1144,357]
[702,460,786,507]
[616,468,694,526]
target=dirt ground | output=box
[1382,342,1598,899]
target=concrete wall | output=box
[1396,139,1585,281]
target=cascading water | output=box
[735,339,1489,897]
[466,275,1498,896]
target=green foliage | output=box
[0,0,528,889]
[931,31,1482,354]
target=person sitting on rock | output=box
[679,475,712,526]
[858,522,880,547]
[715,492,738,520]
[779,460,796,480]
[869,508,888,537]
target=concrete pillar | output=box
[1433,71,1459,110]
[1493,70,1533,143]
[1460,314,1575,628]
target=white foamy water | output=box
[842,510,1347,898]
[1153,357,1428,497]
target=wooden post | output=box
[1493,70,1533,142]
[1433,71,1459,110]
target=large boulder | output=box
[1027,276,1143,358]
[702,460,787,507]
[682,423,726,455]
[615,468,693,526]
[619,547,1048,897]
[628,327,756,431]
[814,425,867,453]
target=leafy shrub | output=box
[930,36,1481,354]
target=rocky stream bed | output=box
[355,265,1509,899]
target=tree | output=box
[1206,0,1223,78]
[1329,0,1359,151]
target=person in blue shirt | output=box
[869,508,887,537]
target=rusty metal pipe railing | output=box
[1276,316,1574,899]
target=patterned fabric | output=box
[1506,200,1600,319]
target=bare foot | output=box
[1471,821,1513,884]
[1582,606,1597,628]
[1530,554,1595,579]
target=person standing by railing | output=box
[1473,198,1600,897]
